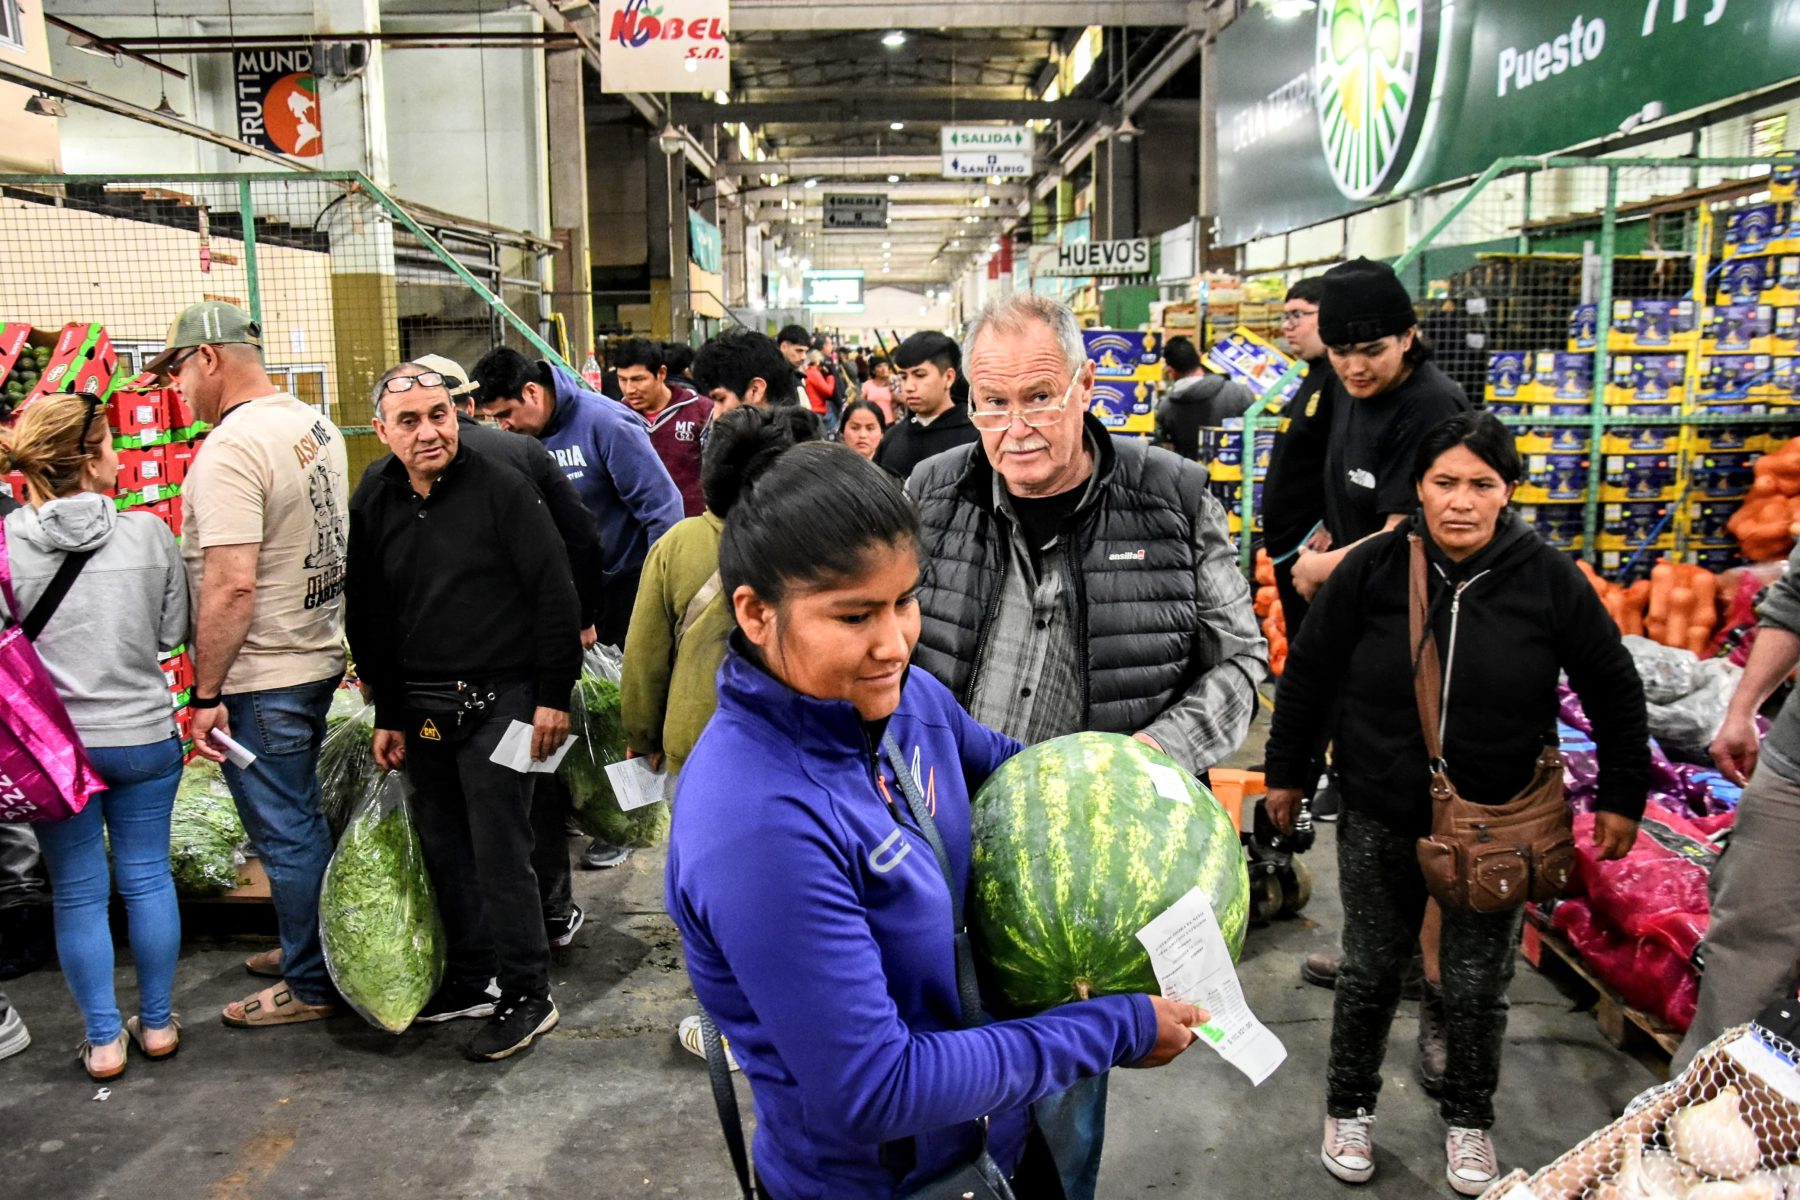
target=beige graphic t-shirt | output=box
[181,393,349,694]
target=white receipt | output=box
[1135,886,1287,1085]
[603,756,668,812]
[208,730,258,769]
[489,721,579,774]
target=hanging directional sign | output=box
[940,126,1035,156]
[942,151,1032,179]
[823,194,889,230]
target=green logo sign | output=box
[1314,0,1439,199]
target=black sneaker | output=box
[416,978,501,1023]
[547,903,584,949]
[467,994,559,1061]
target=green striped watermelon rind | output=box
[967,731,1250,1014]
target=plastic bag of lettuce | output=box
[319,771,446,1034]
[561,645,668,848]
[170,759,249,896]
[317,687,377,839]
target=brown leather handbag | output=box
[1407,537,1577,914]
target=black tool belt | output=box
[401,677,526,739]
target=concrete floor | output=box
[0,705,1665,1199]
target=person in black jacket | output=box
[1292,259,1470,603]
[347,362,582,1064]
[1264,411,1647,1196]
[1262,277,1334,635]
[874,330,979,481]
[1151,336,1253,460]
[359,354,600,954]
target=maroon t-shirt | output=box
[639,386,714,517]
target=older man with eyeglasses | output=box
[905,292,1268,1200]
[346,362,582,1063]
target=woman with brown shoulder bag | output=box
[1263,410,1649,1196]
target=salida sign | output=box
[235,49,321,159]
[600,0,728,94]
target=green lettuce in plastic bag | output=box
[317,687,377,839]
[561,646,669,848]
[318,772,446,1034]
[170,759,248,896]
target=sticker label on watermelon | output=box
[1135,886,1287,1085]
[1142,762,1193,806]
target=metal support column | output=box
[238,178,261,328]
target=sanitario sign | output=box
[1216,0,1800,245]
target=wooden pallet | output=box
[1522,912,1684,1058]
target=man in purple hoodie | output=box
[613,338,713,518]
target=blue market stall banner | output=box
[1216,0,1800,246]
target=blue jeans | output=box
[221,677,339,1005]
[1033,1072,1109,1200]
[35,737,185,1045]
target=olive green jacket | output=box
[622,511,730,776]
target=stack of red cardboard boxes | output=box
[1,321,210,756]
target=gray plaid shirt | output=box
[965,465,1266,772]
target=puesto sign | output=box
[1217,0,1800,244]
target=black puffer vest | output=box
[911,416,1210,734]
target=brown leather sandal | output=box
[220,984,339,1029]
[126,1014,181,1061]
[78,1033,128,1081]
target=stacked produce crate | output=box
[0,320,206,755]
[1082,327,1163,437]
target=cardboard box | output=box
[1087,380,1153,432]
[164,440,195,488]
[1686,424,1766,453]
[1515,501,1587,540]
[1600,426,1679,454]
[1702,303,1775,353]
[1083,329,1163,380]
[1533,351,1593,401]
[1689,543,1743,573]
[1206,327,1301,406]
[0,471,25,506]
[108,391,167,444]
[115,446,169,497]
[1608,298,1697,350]
[1569,304,1599,352]
[1723,202,1796,257]
[1518,452,1590,501]
[1688,499,1740,541]
[0,322,32,387]
[1699,353,1778,398]
[26,322,118,405]
[1601,451,1678,500]
[1605,353,1688,405]
[1688,450,1758,498]
[1600,500,1671,542]
[1485,350,1534,402]
[1516,425,1591,454]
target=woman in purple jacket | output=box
[666,442,1202,1200]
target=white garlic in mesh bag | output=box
[1601,1140,1700,1200]
[1669,1088,1764,1181]
[1683,1178,1779,1200]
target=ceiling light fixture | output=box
[881,30,907,48]
[887,174,900,183]
[1113,113,1142,142]
[881,241,891,249]
[23,93,68,118]
[1258,0,1318,18]
[889,121,905,131]
[657,122,685,155]
[803,177,819,189]
[148,0,181,119]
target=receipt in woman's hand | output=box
[1135,887,1288,1084]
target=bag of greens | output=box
[318,771,446,1034]
[169,759,248,896]
[317,687,377,839]
[561,645,669,848]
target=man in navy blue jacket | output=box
[473,347,684,869]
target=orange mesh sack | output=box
[1479,1025,1800,1199]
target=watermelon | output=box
[967,732,1250,1013]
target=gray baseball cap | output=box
[146,301,262,374]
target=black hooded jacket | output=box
[1152,373,1254,460]
[1265,510,1649,834]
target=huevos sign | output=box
[599,0,728,94]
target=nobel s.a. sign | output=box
[599,0,728,94]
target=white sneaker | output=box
[677,1014,739,1072]
[1446,1127,1499,1196]
[1321,1111,1376,1184]
[0,1005,28,1061]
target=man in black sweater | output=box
[358,354,601,954]
[347,362,582,1063]
[875,330,979,481]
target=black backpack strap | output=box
[700,1012,759,1199]
[21,549,97,641]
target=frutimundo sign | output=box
[1034,239,1153,278]
[599,0,728,93]
[235,49,321,159]
[1216,0,1800,245]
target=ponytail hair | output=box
[700,403,823,517]
[719,441,922,608]
[0,391,108,504]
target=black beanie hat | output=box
[1318,258,1417,346]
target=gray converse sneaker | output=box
[1445,1127,1498,1196]
[1321,1111,1376,1184]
